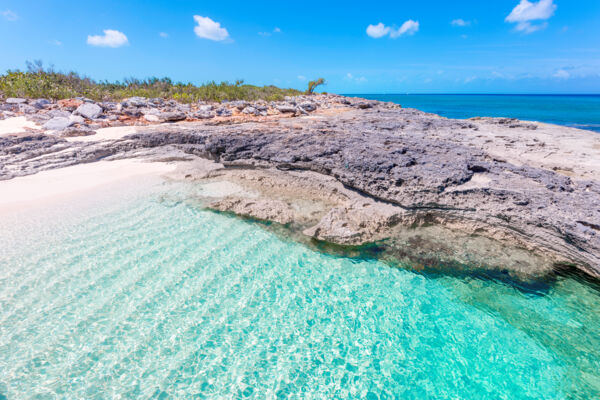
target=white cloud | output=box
[159,32,169,38]
[367,20,419,39]
[366,23,390,38]
[345,73,367,83]
[464,76,477,83]
[451,19,470,27]
[553,69,570,79]
[390,20,419,38]
[49,39,62,46]
[193,15,229,41]
[297,75,307,81]
[259,27,281,37]
[1,9,18,21]
[506,0,556,33]
[424,78,433,84]
[87,30,128,48]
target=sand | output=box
[0,117,40,136]
[0,159,176,214]
[65,126,139,142]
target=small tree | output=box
[306,78,326,95]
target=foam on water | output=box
[0,179,599,399]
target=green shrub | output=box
[306,78,326,95]
[0,64,302,103]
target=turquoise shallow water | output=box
[350,94,600,133]
[1,180,599,399]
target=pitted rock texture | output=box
[1,101,600,278]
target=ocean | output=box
[350,94,600,133]
[1,179,599,398]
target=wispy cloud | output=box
[366,20,419,39]
[345,73,367,83]
[390,20,419,38]
[259,28,281,37]
[49,39,62,46]
[506,0,556,33]
[297,75,307,81]
[159,32,169,38]
[552,69,570,79]
[87,30,128,48]
[193,15,229,41]
[1,9,18,21]
[451,19,471,27]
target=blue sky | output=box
[0,0,599,93]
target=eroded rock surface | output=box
[1,96,600,280]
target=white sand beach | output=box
[0,159,176,214]
[0,116,39,135]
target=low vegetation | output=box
[0,61,302,103]
[306,78,326,95]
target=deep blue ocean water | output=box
[350,94,600,133]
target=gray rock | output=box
[26,113,52,124]
[216,108,232,117]
[144,114,161,122]
[230,101,249,110]
[43,117,74,131]
[276,104,297,113]
[18,104,38,114]
[6,98,27,104]
[75,103,102,119]
[29,99,51,109]
[69,115,85,124]
[0,104,18,112]
[159,111,187,122]
[299,102,317,112]
[122,107,143,117]
[122,97,149,107]
[191,111,215,119]
[60,126,96,137]
[242,106,257,115]
[141,108,160,116]
[48,110,72,118]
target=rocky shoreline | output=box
[1,94,599,281]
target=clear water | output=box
[351,94,600,133]
[1,180,599,399]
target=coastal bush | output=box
[0,62,302,102]
[306,78,326,95]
